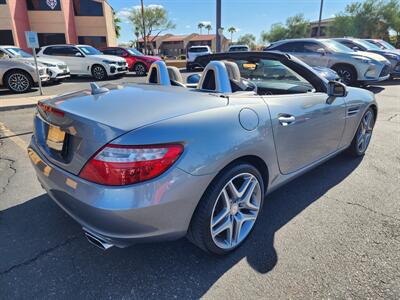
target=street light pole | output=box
[316,0,324,38]
[216,0,222,52]
[141,0,147,54]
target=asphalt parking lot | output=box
[0,80,399,299]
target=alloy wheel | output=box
[337,69,352,84]
[8,73,30,92]
[357,110,374,153]
[210,172,262,250]
[93,66,106,80]
[135,64,146,76]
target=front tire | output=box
[5,70,33,93]
[332,65,357,85]
[188,163,264,255]
[347,108,375,156]
[133,63,147,76]
[91,65,108,81]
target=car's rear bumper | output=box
[28,137,213,248]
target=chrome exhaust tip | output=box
[84,231,114,250]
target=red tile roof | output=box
[189,34,216,41]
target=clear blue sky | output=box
[111,0,360,43]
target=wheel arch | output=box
[331,63,358,76]
[200,154,270,204]
[3,68,34,85]
[369,104,378,121]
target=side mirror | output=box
[352,46,360,51]
[327,80,347,99]
[122,52,128,57]
[186,73,201,84]
[75,52,83,57]
[316,48,326,55]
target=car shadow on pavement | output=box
[0,154,362,298]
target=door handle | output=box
[278,115,296,126]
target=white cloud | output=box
[117,4,164,19]
[185,25,191,29]
[116,7,131,19]
[148,4,164,9]
[199,21,212,26]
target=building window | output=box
[73,0,103,16]
[38,33,66,46]
[78,36,107,48]
[0,0,7,4]
[26,0,61,11]
[0,30,14,45]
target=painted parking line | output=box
[0,122,29,150]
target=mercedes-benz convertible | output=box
[29,51,377,255]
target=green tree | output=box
[329,0,394,38]
[380,0,400,43]
[128,5,175,54]
[260,14,309,43]
[113,12,122,39]
[198,22,204,34]
[205,23,212,34]
[286,14,310,38]
[261,23,288,43]
[227,26,237,43]
[237,34,256,49]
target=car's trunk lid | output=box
[33,83,227,175]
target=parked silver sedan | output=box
[29,53,377,255]
[266,38,391,85]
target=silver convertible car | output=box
[29,52,377,255]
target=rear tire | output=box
[91,65,108,81]
[347,108,375,157]
[187,163,264,255]
[5,70,33,93]
[332,64,357,85]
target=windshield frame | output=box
[78,46,102,56]
[3,47,33,58]
[354,39,382,51]
[127,48,143,56]
[321,39,355,53]
[379,40,396,50]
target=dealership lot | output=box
[0,80,399,298]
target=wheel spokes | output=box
[210,172,262,250]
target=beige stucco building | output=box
[0,0,117,50]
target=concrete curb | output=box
[0,95,55,112]
[0,103,37,112]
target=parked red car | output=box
[101,47,161,76]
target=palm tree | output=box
[205,24,212,34]
[227,26,237,43]
[113,12,122,39]
[198,22,204,34]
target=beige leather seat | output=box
[223,61,256,93]
[146,61,171,86]
[167,66,186,87]
[198,60,256,93]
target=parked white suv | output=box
[38,44,128,80]
[186,46,212,71]
[227,45,250,52]
[266,38,391,85]
[0,46,70,83]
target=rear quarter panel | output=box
[111,95,278,189]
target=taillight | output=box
[37,102,64,117]
[79,144,184,186]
